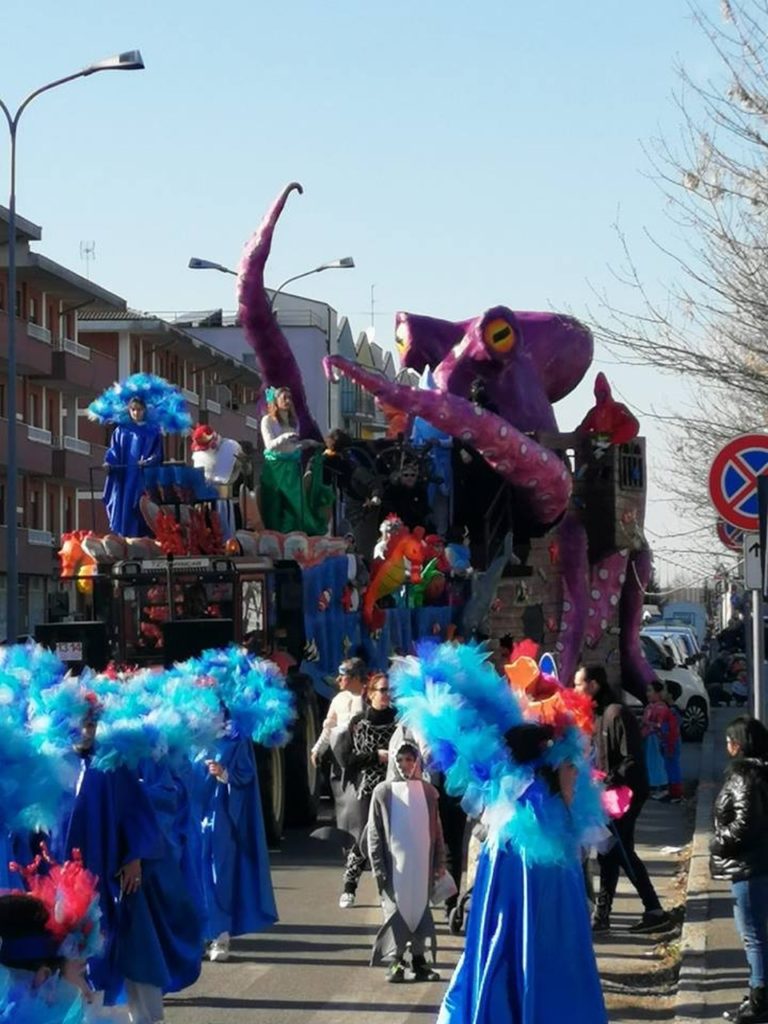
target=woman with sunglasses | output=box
[336,674,397,908]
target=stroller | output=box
[448,819,487,935]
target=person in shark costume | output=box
[366,740,447,983]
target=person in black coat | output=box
[574,665,671,934]
[711,716,768,1024]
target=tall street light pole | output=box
[269,257,354,312]
[0,50,144,643]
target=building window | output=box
[48,492,56,536]
[29,393,39,427]
[29,297,38,324]
[64,495,73,533]
[0,482,5,526]
[0,382,5,419]
[15,290,21,317]
[29,490,40,530]
[0,281,5,310]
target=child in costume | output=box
[390,641,608,1024]
[367,741,446,983]
[642,681,673,798]
[661,683,684,803]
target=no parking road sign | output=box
[716,518,744,552]
[709,433,768,532]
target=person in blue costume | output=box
[65,719,202,1024]
[102,396,163,537]
[437,722,608,1024]
[199,723,278,963]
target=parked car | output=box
[645,624,704,667]
[624,633,711,742]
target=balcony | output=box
[0,525,58,575]
[0,418,52,476]
[49,338,117,396]
[0,312,53,376]
[245,415,260,431]
[51,435,106,485]
[181,387,200,406]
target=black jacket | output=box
[710,758,768,881]
[594,703,649,801]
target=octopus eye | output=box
[483,317,516,355]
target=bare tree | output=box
[592,0,768,534]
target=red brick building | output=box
[0,208,261,639]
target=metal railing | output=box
[28,322,52,344]
[27,528,54,546]
[27,425,52,444]
[245,415,260,430]
[53,435,92,456]
[181,387,200,405]
[205,399,222,414]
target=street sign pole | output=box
[752,589,766,724]
[745,531,767,723]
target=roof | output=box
[0,205,42,244]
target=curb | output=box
[673,728,717,1024]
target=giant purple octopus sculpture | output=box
[238,182,655,700]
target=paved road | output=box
[165,821,464,1024]
[165,730,706,1024]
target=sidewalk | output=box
[675,707,746,1024]
[593,747,700,1023]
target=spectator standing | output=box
[710,716,768,1024]
[336,673,397,908]
[574,665,671,934]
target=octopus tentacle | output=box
[557,513,589,684]
[237,181,322,441]
[325,354,571,523]
[619,547,656,702]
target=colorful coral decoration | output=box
[577,372,639,447]
[363,527,427,630]
[9,845,104,961]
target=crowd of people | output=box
[4,632,768,1024]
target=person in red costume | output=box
[577,373,639,452]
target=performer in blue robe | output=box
[437,774,607,1024]
[115,758,203,999]
[103,396,163,537]
[64,758,164,1003]
[199,731,278,961]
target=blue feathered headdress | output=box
[87,373,192,433]
[182,646,296,748]
[389,641,606,864]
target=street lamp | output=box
[0,50,144,643]
[269,257,355,311]
[187,257,237,276]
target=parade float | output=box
[36,182,656,839]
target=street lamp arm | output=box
[0,100,12,133]
[270,268,319,305]
[13,70,92,127]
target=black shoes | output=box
[629,909,674,934]
[411,957,440,982]
[724,986,768,1022]
[591,894,612,933]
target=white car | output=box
[624,633,710,742]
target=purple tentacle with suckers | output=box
[238,181,322,442]
[324,355,572,523]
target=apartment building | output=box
[0,209,127,638]
[0,209,262,639]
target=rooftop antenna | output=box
[80,240,96,280]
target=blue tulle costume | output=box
[388,642,608,1024]
[438,779,606,1024]
[103,422,163,536]
[199,735,278,940]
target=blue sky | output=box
[0,1,724,582]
